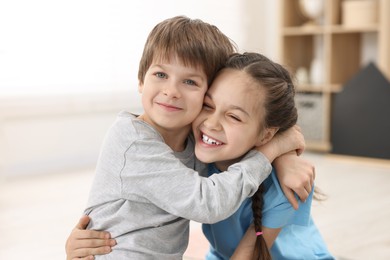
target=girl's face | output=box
[193,68,271,171]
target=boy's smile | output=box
[155,101,183,112]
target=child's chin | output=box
[195,153,212,164]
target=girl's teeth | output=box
[202,134,222,145]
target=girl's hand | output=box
[65,215,116,260]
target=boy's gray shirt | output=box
[85,111,272,259]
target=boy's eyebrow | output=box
[149,64,164,69]
[205,93,250,117]
[187,73,206,81]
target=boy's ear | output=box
[255,127,279,146]
[138,81,143,93]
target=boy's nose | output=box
[162,82,180,98]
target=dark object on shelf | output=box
[331,63,390,159]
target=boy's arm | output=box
[273,152,315,209]
[231,224,281,260]
[87,114,306,224]
[146,124,305,222]
[65,215,115,260]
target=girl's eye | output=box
[184,79,197,86]
[202,103,213,110]
[229,115,242,122]
[155,72,167,79]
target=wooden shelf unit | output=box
[279,0,390,152]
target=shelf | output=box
[296,85,323,93]
[280,0,390,153]
[328,25,379,33]
[306,140,332,152]
[296,84,342,93]
[282,25,379,36]
[282,26,324,35]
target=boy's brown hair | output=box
[138,16,237,85]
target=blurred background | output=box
[0,0,389,259]
[0,0,277,178]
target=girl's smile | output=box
[200,132,224,146]
[193,68,269,169]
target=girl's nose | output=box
[203,114,222,131]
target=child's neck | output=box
[160,126,191,152]
[214,156,243,172]
[137,114,191,152]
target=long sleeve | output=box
[120,140,271,223]
[84,111,272,259]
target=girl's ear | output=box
[255,127,279,147]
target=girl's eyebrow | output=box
[229,105,250,117]
[206,93,250,117]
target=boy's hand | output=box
[65,215,115,260]
[256,125,305,162]
[273,152,315,209]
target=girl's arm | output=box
[65,215,115,260]
[231,224,281,260]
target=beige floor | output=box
[0,152,389,259]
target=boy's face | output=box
[139,55,208,133]
[192,68,268,170]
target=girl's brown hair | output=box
[225,52,297,260]
[138,16,237,86]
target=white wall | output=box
[0,0,279,177]
[0,92,142,176]
[0,0,279,97]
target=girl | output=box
[194,52,334,259]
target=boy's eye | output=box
[184,79,197,86]
[155,72,167,78]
